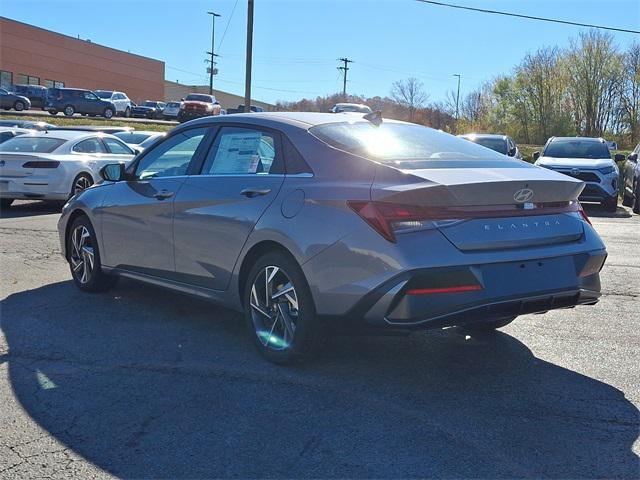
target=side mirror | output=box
[532,151,540,161]
[628,153,638,162]
[100,163,125,182]
[508,147,517,157]
[614,153,626,162]
[132,146,143,155]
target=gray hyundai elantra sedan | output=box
[58,112,607,364]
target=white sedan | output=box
[0,130,136,208]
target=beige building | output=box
[164,81,275,112]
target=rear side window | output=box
[136,128,207,179]
[0,137,65,153]
[103,137,133,155]
[73,138,107,154]
[201,127,280,175]
[310,121,504,168]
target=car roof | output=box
[196,111,402,127]
[22,130,118,141]
[0,127,32,133]
[459,133,507,140]
[115,130,162,136]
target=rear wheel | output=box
[633,182,640,214]
[67,216,117,292]
[622,187,634,207]
[13,100,25,111]
[0,198,14,209]
[463,317,517,332]
[63,105,75,116]
[71,173,93,197]
[244,252,325,365]
[124,107,131,118]
[48,110,58,116]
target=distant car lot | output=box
[0,200,638,478]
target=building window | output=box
[0,71,12,88]
[54,81,64,88]
[16,74,28,85]
[44,79,54,88]
[28,76,39,85]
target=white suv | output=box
[95,90,132,117]
[534,137,623,212]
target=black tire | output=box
[48,110,58,116]
[0,198,14,209]
[103,107,114,119]
[67,215,117,292]
[463,317,517,332]
[244,251,325,365]
[63,105,75,117]
[633,182,640,215]
[602,196,618,212]
[13,100,25,111]
[622,188,633,207]
[70,172,94,197]
[124,107,131,118]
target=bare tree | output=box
[390,77,428,122]
[621,42,640,143]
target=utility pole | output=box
[244,0,254,113]
[337,57,353,99]
[453,73,461,132]
[207,11,221,95]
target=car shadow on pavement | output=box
[582,202,633,219]
[1,279,639,479]
[0,200,62,219]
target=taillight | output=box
[23,161,60,168]
[578,203,592,225]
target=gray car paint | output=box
[58,112,606,324]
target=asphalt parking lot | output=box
[1,201,638,479]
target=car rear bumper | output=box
[0,177,69,200]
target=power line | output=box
[414,0,640,34]
[217,0,239,54]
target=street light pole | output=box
[207,11,221,96]
[453,73,461,132]
[244,0,254,113]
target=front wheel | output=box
[67,216,117,292]
[0,198,14,209]
[14,100,25,111]
[602,196,618,212]
[48,110,58,116]
[244,252,325,365]
[633,182,640,214]
[124,107,131,118]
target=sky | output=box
[2,0,639,105]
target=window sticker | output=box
[211,132,262,174]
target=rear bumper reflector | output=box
[406,284,482,295]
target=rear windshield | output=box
[114,132,153,144]
[309,122,505,167]
[0,137,65,153]
[185,94,213,103]
[543,140,611,159]
[462,136,508,155]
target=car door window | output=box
[103,137,134,155]
[73,138,107,154]
[201,127,279,175]
[83,92,98,101]
[135,128,207,180]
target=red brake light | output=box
[406,285,482,295]
[23,161,60,168]
[578,203,592,225]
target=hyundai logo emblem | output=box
[514,188,534,203]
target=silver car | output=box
[57,112,607,364]
[95,90,133,117]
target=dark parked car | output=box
[57,112,606,365]
[45,88,116,118]
[227,104,264,114]
[10,84,47,109]
[0,88,31,112]
[458,133,522,159]
[0,119,54,131]
[177,94,221,122]
[621,143,640,214]
[131,101,166,119]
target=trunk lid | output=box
[0,153,40,177]
[372,163,586,250]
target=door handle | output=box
[240,188,271,198]
[153,190,175,200]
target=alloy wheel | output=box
[249,266,299,351]
[70,225,94,284]
[73,175,92,195]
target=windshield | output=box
[95,91,112,99]
[310,122,505,168]
[114,132,153,145]
[462,136,508,155]
[185,94,213,103]
[543,140,611,159]
[0,137,65,153]
[141,101,157,107]
[167,102,180,107]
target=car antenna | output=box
[363,110,383,126]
